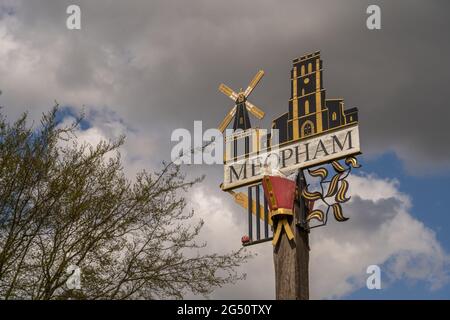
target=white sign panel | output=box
[222,123,360,190]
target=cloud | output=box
[0,0,449,302]
[310,173,449,298]
[57,106,159,178]
[1,0,449,299]
[186,174,449,299]
[188,187,275,299]
[56,108,277,299]
[1,0,450,173]
[44,101,450,299]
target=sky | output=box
[0,0,449,299]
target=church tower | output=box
[271,51,358,145]
[288,51,328,140]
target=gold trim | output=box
[307,210,324,222]
[291,69,323,80]
[226,122,359,163]
[252,128,260,154]
[315,58,323,133]
[300,120,315,138]
[292,67,299,140]
[271,213,295,245]
[224,133,232,162]
[292,51,320,63]
[263,176,278,209]
[288,88,325,101]
[287,111,321,122]
[272,218,295,244]
[271,208,293,216]
[340,101,346,125]
[280,121,358,148]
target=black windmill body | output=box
[232,91,252,131]
[218,71,266,159]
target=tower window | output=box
[301,65,305,76]
[301,120,315,138]
[304,123,312,136]
[301,88,305,96]
[308,63,312,73]
[305,100,310,115]
[332,112,337,121]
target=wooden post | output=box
[273,171,309,300]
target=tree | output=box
[0,106,249,299]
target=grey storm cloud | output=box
[1,0,450,174]
[1,1,450,299]
[186,174,450,299]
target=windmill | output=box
[218,70,266,132]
